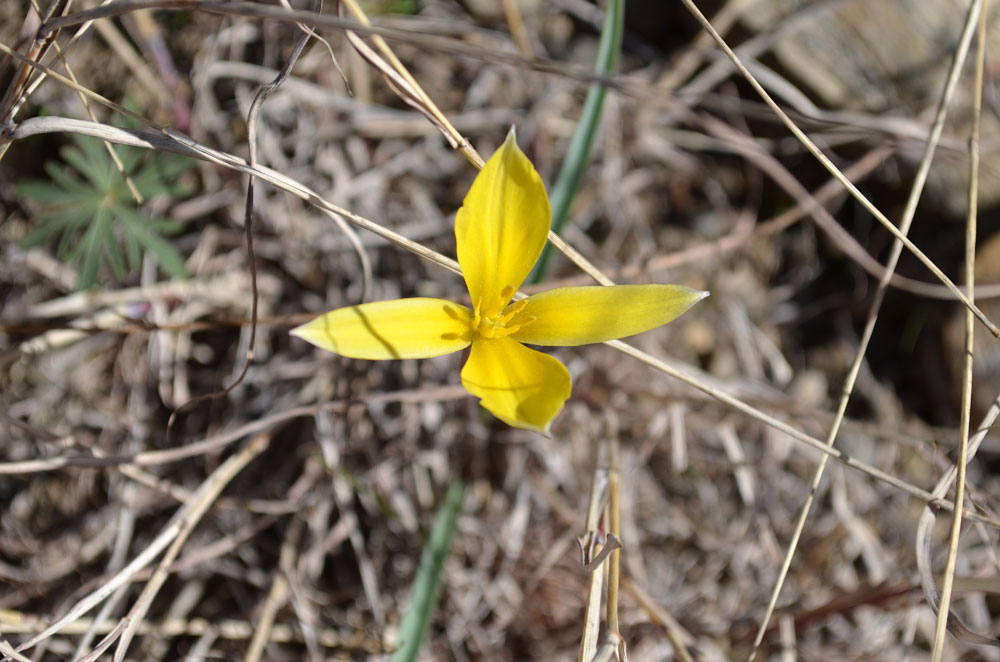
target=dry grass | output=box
[3,1,1000,660]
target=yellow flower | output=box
[292,130,708,434]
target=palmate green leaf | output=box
[18,129,196,289]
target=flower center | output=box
[472,287,534,341]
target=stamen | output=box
[505,315,537,335]
[499,299,527,324]
[491,325,520,338]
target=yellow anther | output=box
[499,299,527,324]
[471,289,536,341]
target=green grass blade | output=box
[391,481,465,662]
[531,0,624,284]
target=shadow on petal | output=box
[291,298,473,360]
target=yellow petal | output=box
[291,298,473,359]
[461,337,571,434]
[456,129,550,315]
[509,285,708,346]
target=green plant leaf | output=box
[120,206,183,236]
[123,218,142,269]
[116,140,145,174]
[101,216,127,280]
[61,143,110,191]
[17,126,196,289]
[124,214,188,279]
[59,218,89,260]
[22,210,78,247]
[17,179,79,203]
[79,211,109,289]
[147,151,194,184]
[41,162,93,197]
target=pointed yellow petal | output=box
[461,337,571,434]
[291,298,473,359]
[509,285,708,346]
[456,129,550,314]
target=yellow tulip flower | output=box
[292,130,708,434]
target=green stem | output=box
[390,481,466,662]
[531,0,625,284]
